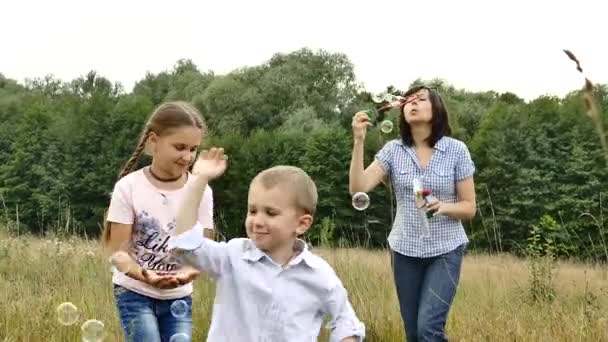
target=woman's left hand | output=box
[421,197,446,216]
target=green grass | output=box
[0,233,607,341]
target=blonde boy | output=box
[168,148,365,341]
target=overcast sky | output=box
[1,0,606,101]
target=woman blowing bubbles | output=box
[349,85,476,341]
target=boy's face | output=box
[245,181,312,253]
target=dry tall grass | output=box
[1,233,607,341]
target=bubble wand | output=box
[364,92,419,126]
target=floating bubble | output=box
[170,300,189,318]
[56,302,79,326]
[380,120,394,134]
[352,192,370,211]
[81,319,105,342]
[363,109,378,123]
[371,94,384,103]
[169,333,191,342]
[383,93,395,102]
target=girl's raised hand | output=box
[192,147,227,180]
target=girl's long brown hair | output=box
[101,101,206,245]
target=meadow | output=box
[1,233,607,341]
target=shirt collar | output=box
[242,239,321,269]
[396,136,447,152]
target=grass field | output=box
[1,233,607,341]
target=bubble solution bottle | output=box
[413,178,435,238]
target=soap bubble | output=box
[380,120,394,133]
[371,94,384,103]
[383,93,396,102]
[169,333,191,342]
[170,300,189,318]
[363,109,378,123]
[56,302,79,326]
[81,319,105,342]
[352,192,370,211]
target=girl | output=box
[349,85,476,341]
[102,101,215,341]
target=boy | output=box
[168,148,365,341]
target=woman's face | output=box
[403,89,433,125]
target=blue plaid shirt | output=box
[375,136,475,258]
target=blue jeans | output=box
[392,244,466,342]
[113,285,193,342]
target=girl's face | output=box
[149,126,202,177]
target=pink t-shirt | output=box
[107,168,214,300]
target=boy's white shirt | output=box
[168,222,366,342]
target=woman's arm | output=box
[349,111,392,194]
[349,141,387,194]
[427,177,476,221]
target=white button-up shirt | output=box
[168,223,366,342]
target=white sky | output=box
[1,0,606,101]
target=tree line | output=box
[0,48,606,260]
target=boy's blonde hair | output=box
[252,165,318,215]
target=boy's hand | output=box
[175,269,200,285]
[193,147,227,180]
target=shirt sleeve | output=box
[454,142,476,182]
[167,222,230,279]
[323,278,366,342]
[106,180,134,224]
[197,185,214,230]
[374,141,394,175]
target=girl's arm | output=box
[106,223,180,289]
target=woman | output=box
[349,85,476,341]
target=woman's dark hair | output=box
[399,85,451,147]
